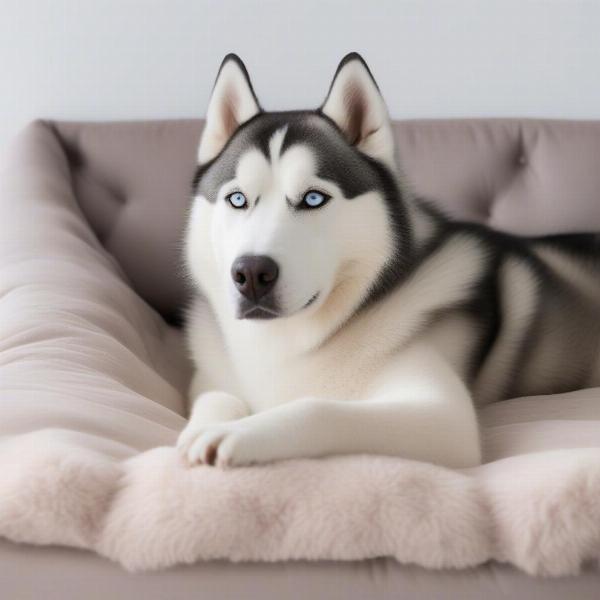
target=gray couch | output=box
[1,118,600,599]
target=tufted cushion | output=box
[51,118,600,321]
[394,119,600,231]
[51,120,200,322]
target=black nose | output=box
[231,255,279,302]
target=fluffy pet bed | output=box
[1,119,600,576]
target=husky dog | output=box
[178,53,600,469]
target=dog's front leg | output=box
[180,345,481,469]
[177,390,251,464]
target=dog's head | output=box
[186,53,409,324]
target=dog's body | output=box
[178,53,600,469]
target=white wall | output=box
[1,0,600,151]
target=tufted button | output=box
[475,198,494,222]
[483,204,494,222]
[517,153,527,166]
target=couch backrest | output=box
[51,118,600,322]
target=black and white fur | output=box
[178,53,600,469]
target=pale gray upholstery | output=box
[2,118,599,598]
[51,118,600,321]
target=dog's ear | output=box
[198,54,261,164]
[321,53,395,169]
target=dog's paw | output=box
[177,421,257,468]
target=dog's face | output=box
[186,54,404,322]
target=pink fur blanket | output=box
[1,122,600,576]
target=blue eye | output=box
[227,192,248,209]
[302,190,329,209]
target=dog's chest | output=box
[189,290,478,411]
[228,333,380,412]
[186,299,375,410]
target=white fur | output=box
[179,56,483,469]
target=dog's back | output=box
[419,214,600,403]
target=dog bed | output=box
[1,118,600,576]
